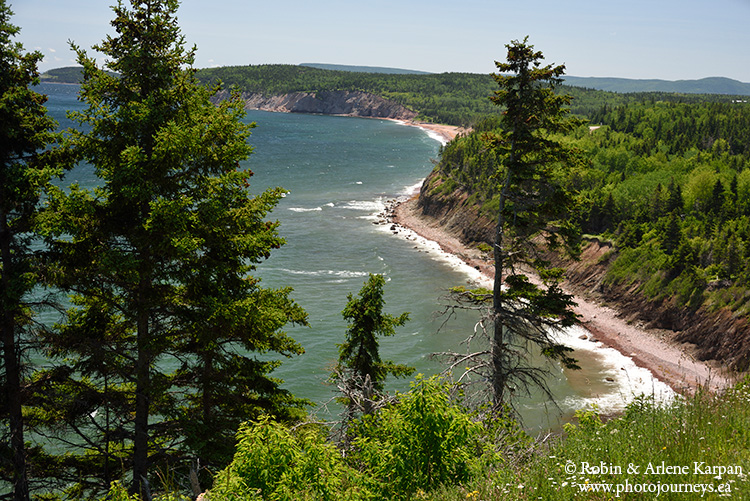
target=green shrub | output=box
[476,242,492,254]
[349,376,480,499]
[436,177,458,196]
[209,417,372,501]
[102,481,191,501]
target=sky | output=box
[10,0,750,82]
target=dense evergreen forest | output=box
[430,97,750,368]
[195,64,748,127]
[587,101,750,328]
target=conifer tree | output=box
[709,179,725,220]
[484,38,583,410]
[666,178,684,214]
[445,38,583,413]
[662,211,682,256]
[0,3,59,498]
[36,0,306,496]
[334,274,412,419]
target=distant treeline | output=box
[41,64,748,127]
[196,64,498,125]
[194,64,749,127]
[562,75,750,96]
[39,66,85,83]
[39,66,118,83]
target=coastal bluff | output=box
[407,168,740,389]
[213,89,418,120]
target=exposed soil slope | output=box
[402,171,738,392]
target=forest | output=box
[432,98,750,371]
[194,64,746,127]
[4,0,750,499]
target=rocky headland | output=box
[215,89,418,120]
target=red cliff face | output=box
[416,169,495,246]
[559,239,750,372]
[215,90,418,120]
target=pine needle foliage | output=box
[0,1,61,498]
[333,274,413,421]
[33,1,307,496]
[437,38,585,414]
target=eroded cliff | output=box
[416,170,495,245]
[214,89,418,120]
[416,168,750,373]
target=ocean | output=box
[39,83,672,430]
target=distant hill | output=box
[40,66,118,84]
[40,66,85,84]
[562,76,750,96]
[300,63,432,75]
[301,65,750,95]
[42,64,750,97]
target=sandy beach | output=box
[395,120,469,145]
[393,122,732,395]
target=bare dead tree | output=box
[431,285,579,420]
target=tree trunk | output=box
[133,279,151,498]
[0,212,30,501]
[201,350,213,426]
[133,135,154,497]
[491,160,513,412]
[491,214,506,410]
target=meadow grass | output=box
[428,379,750,500]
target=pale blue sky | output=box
[11,0,750,82]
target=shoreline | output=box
[240,109,731,396]
[400,121,468,145]
[388,197,731,395]
[384,122,731,395]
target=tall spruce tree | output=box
[444,39,583,413]
[485,38,583,410]
[36,0,306,496]
[0,2,59,499]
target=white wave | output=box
[376,221,491,288]
[288,207,323,212]
[340,199,386,212]
[273,268,370,279]
[392,119,448,146]
[423,129,447,146]
[400,181,423,197]
[553,325,675,411]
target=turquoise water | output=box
[38,83,672,431]
[244,110,492,414]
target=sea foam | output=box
[555,325,675,411]
[288,206,323,212]
[374,191,674,415]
